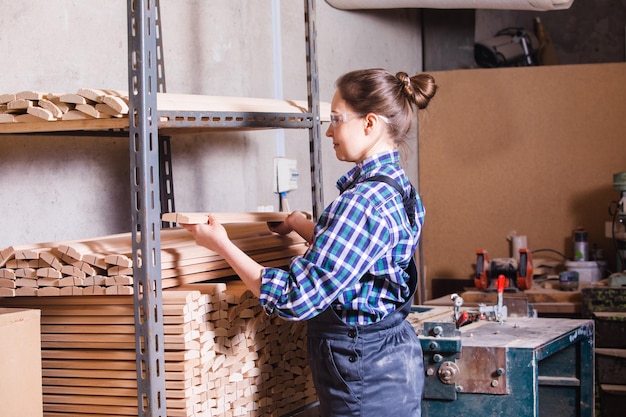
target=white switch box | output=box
[273,158,299,193]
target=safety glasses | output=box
[329,112,390,128]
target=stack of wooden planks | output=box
[0,89,331,131]
[0,89,129,123]
[0,214,308,297]
[0,283,317,416]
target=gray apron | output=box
[306,259,423,417]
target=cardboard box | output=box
[0,308,43,417]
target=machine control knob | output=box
[438,361,460,385]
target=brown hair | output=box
[335,68,437,146]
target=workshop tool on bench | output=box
[450,277,508,328]
[475,248,533,291]
[451,293,471,328]
[478,274,508,322]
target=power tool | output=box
[474,248,533,291]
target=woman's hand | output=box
[268,211,315,243]
[181,214,228,253]
[267,220,293,235]
[181,214,263,297]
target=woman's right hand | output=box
[267,220,293,235]
[268,211,315,242]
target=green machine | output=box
[412,295,595,417]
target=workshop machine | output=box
[411,288,595,417]
[609,171,626,276]
[474,248,533,291]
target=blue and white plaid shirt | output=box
[260,150,424,325]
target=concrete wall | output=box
[0,1,423,247]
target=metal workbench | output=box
[417,316,595,417]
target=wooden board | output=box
[0,215,307,297]
[0,284,319,416]
[162,211,292,225]
[0,91,331,134]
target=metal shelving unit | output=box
[127,1,322,415]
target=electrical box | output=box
[273,158,299,193]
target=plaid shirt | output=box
[260,150,424,324]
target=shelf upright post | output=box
[152,0,178,229]
[127,0,167,416]
[304,0,324,219]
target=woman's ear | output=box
[363,113,376,131]
[363,113,385,135]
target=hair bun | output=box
[396,71,437,109]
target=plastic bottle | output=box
[533,17,558,65]
[573,228,588,261]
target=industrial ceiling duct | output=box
[324,0,574,11]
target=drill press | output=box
[609,171,626,276]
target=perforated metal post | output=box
[127,0,167,416]
[305,0,324,219]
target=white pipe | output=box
[272,0,286,158]
[324,0,574,11]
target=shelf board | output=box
[0,94,330,135]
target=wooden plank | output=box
[43,385,137,398]
[41,315,134,325]
[38,98,65,118]
[102,95,129,114]
[59,93,92,105]
[61,109,93,120]
[47,95,73,113]
[27,106,55,121]
[0,277,16,288]
[76,103,112,119]
[42,368,138,380]
[7,98,33,110]
[77,88,107,103]
[0,288,15,296]
[43,402,139,415]
[38,287,61,296]
[14,113,43,123]
[41,324,136,334]
[16,90,45,100]
[94,103,125,118]
[0,112,128,134]
[42,377,137,389]
[0,113,16,123]
[0,93,16,104]
[0,268,16,279]
[59,286,84,296]
[162,211,291,225]
[43,393,138,407]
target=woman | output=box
[182,68,437,416]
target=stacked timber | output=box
[0,89,128,123]
[0,215,308,297]
[0,283,317,417]
[0,90,329,129]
